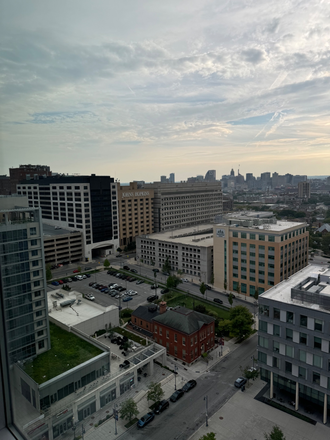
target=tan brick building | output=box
[213,212,309,297]
[117,182,154,247]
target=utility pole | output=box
[174,365,178,390]
[204,395,208,427]
[113,404,118,435]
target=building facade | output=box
[43,224,83,265]
[136,225,213,282]
[298,181,311,199]
[258,265,330,423]
[213,212,309,296]
[116,182,154,247]
[17,175,119,261]
[142,181,222,233]
[0,205,50,363]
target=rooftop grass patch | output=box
[23,322,103,384]
[113,327,147,346]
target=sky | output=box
[1,0,330,182]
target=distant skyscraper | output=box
[0,203,50,363]
[230,168,235,177]
[298,181,311,199]
[205,170,216,181]
[169,173,175,183]
[160,175,168,183]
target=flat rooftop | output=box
[43,223,76,237]
[260,264,330,314]
[144,224,214,247]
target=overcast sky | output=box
[1,0,329,182]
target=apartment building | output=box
[17,175,119,261]
[116,182,154,247]
[298,181,311,199]
[258,265,330,424]
[136,224,213,282]
[0,205,50,363]
[142,181,222,232]
[213,212,309,296]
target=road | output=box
[120,334,258,440]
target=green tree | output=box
[147,382,164,404]
[200,282,207,297]
[218,319,231,336]
[229,306,254,340]
[77,266,81,273]
[199,433,216,440]
[46,264,52,282]
[177,269,183,276]
[264,425,286,440]
[254,291,259,301]
[120,398,139,423]
[103,258,110,268]
[167,275,181,288]
[194,304,206,314]
[240,365,259,384]
[321,233,330,255]
[150,258,155,266]
[162,257,171,274]
[228,293,233,307]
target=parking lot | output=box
[47,268,167,309]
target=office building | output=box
[136,224,213,282]
[143,181,223,233]
[169,173,175,183]
[116,181,154,247]
[298,181,311,200]
[0,204,50,363]
[205,170,216,181]
[258,265,330,423]
[213,212,309,296]
[17,175,119,261]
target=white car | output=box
[76,275,84,280]
[182,278,189,283]
[85,293,95,301]
[129,291,137,296]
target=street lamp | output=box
[174,365,178,390]
[113,404,118,435]
[204,395,208,427]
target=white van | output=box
[76,275,83,280]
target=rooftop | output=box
[153,306,215,334]
[142,224,214,247]
[43,223,79,237]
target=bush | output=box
[95,329,106,337]
[120,309,133,318]
[194,304,206,314]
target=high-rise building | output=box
[213,212,309,296]
[169,173,175,183]
[298,181,311,199]
[17,175,119,261]
[205,170,216,181]
[258,264,330,424]
[0,202,50,363]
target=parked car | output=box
[137,412,154,428]
[170,389,184,402]
[136,279,144,284]
[154,400,169,414]
[162,272,170,276]
[161,288,169,294]
[123,296,132,302]
[82,275,87,279]
[89,282,95,286]
[58,280,64,284]
[234,377,247,388]
[51,281,59,286]
[128,291,137,296]
[130,269,138,273]
[76,275,83,280]
[182,379,197,392]
[150,284,159,290]
[67,278,72,282]
[213,298,223,304]
[73,269,79,273]
[205,284,212,290]
[123,265,130,270]
[147,295,158,302]
[152,268,159,273]
[181,278,189,283]
[103,288,109,293]
[72,276,78,281]
[226,293,236,298]
[85,267,92,271]
[85,293,95,301]
[85,274,91,278]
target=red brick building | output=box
[131,303,215,364]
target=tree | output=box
[117,247,122,253]
[194,304,206,314]
[167,275,181,288]
[150,258,155,266]
[199,433,216,440]
[218,319,231,336]
[162,257,171,274]
[229,306,254,340]
[321,233,330,255]
[120,398,139,423]
[46,264,52,282]
[200,282,207,297]
[264,425,286,440]
[254,291,259,301]
[228,293,233,307]
[147,382,164,404]
[103,258,110,268]
[240,365,259,384]
[77,266,81,273]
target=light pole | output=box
[204,395,208,427]
[113,404,118,435]
[72,417,77,440]
[174,365,178,390]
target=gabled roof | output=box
[152,306,214,335]
[132,305,159,323]
[316,223,330,233]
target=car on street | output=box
[85,267,92,271]
[85,293,95,301]
[213,298,223,304]
[150,284,159,289]
[234,377,247,388]
[161,288,169,294]
[182,379,197,392]
[226,293,236,298]
[137,412,155,428]
[116,254,122,258]
[152,268,159,273]
[58,280,64,284]
[51,281,59,286]
[205,284,212,290]
[136,280,144,284]
[85,274,91,278]
[67,278,72,282]
[170,389,184,402]
[72,276,78,281]
[123,265,130,270]
[181,278,189,283]
[128,290,137,296]
[154,400,169,414]
[123,296,132,302]
[147,295,158,302]
[162,272,170,276]
[73,269,79,273]
[77,275,83,280]
[130,269,138,273]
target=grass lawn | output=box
[23,322,103,384]
[160,292,230,320]
[113,327,148,346]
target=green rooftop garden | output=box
[23,322,103,384]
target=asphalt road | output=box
[120,334,258,440]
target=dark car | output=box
[226,293,236,298]
[170,389,184,402]
[89,282,95,286]
[137,411,154,428]
[154,400,169,414]
[205,284,212,290]
[234,377,247,388]
[136,279,144,284]
[182,379,197,392]
[130,269,138,273]
[213,298,223,304]
[147,295,158,302]
[150,284,159,290]
[116,254,122,258]
[123,296,132,302]
[72,276,78,281]
[123,265,130,270]
[152,268,159,273]
[51,281,59,286]
[85,273,91,278]
[85,267,92,271]
[161,288,169,294]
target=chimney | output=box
[159,301,167,314]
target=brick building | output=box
[131,304,215,364]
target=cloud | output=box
[241,48,265,64]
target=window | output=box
[313,372,320,385]
[250,234,255,240]
[38,340,45,350]
[300,333,307,345]
[273,308,280,320]
[300,315,307,327]
[313,354,323,368]
[286,345,294,358]
[31,239,37,246]
[314,319,323,332]
[30,227,37,236]
[314,337,322,350]
[269,235,275,242]
[166,331,169,339]
[285,361,292,373]
[31,250,38,256]
[182,337,186,346]
[299,366,306,379]
[258,336,269,348]
[259,305,269,316]
[258,351,267,364]
[233,231,238,237]
[286,311,294,324]
[286,328,293,341]
[259,235,265,241]
[174,333,177,342]
[159,328,162,336]
[273,341,279,353]
[273,357,279,368]
[273,325,280,337]
[259,321,267,332]
[241,233,246,239]
[299,350,306,362]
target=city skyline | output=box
[1,1,330,181]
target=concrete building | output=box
[136,224,214,282]
[213,212,309,296]
[0,204,50,363]
[142,181,223,233]
[205,170,216,181]
[43,224,83,265]
[116,182,154,247]
[258,264,330,424]
[298,181,311,200]
[17,175,119,261]
[169,173,175,184]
